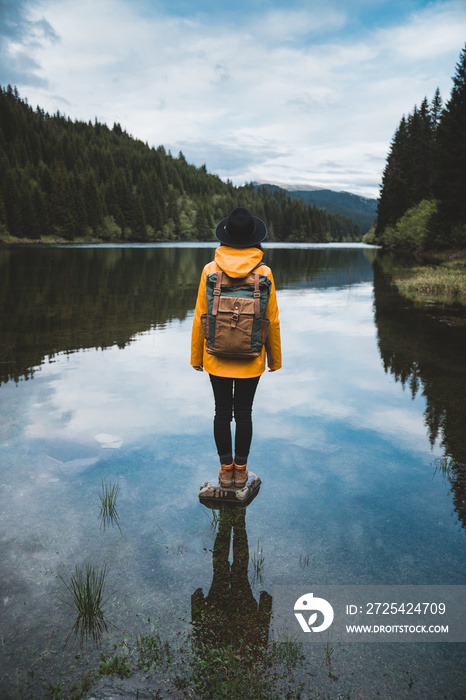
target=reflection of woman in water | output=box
[191,506,272,651]
[191,207,282,487]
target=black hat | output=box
[215,207,267,247]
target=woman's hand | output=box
[193,366,204,372]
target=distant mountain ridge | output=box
[254,180,325,192]
[253,181,377,235]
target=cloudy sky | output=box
[1,0,464,198]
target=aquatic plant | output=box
[272,634,305,671]
[135,631,164,671]
[432,456,453,481]
[20,622,344,699]
[99,652,132,679]
[59,563,114,646]
[154,523,188,555]
[299,550,311,569]
[98,478,122,533]
[250,540,265,585]
[321,626,341,682]
[323,636,335,675]
[175,638,308,699]
[393,260,466,306]
[203,507,220,530]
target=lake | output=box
[0,243,465,698]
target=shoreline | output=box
[0,234,365,247]
[3,236,464,308]
[390,249,466,308]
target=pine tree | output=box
[375,116,410,237]
[3,170,22,237]
[432,45,466,245]
[375,89,440,244]
[431,87,443,129]
[406,99,435,203]
[84,170,103,230]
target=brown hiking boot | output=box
[219,463,234,487]
[234,463,248,488]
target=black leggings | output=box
[209,375,260,466]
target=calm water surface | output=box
[0,243,465,698]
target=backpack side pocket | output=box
[258,318,271,345]
[200,313,210,340]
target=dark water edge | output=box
[0,243,465,699]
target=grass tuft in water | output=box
[59,563,114,646]
[394,260,466,306]
[299,550,311,569]
[174,638,308,699]
[98,478,122,533]
[432,456,454,482]
[272,633,305,671]
[135,631,164,671]
[250,540,265,585]
[99,651,132,679]
[203,507,221,530]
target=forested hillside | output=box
[0,86,361,244]
[369,45,466,251]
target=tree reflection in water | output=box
[0,244,374,385]
[372,254,466,530]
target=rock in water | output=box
[199,472,261,507]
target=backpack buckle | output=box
[231,303,240,327]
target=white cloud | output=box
[5,0,466,197]
[259,7,346,41]
[375,1,466,62]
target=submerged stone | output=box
[199,472,261,507]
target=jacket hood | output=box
[214,245,264,278]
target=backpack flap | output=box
[217,295,256,325]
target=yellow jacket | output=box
[191,246,282,378]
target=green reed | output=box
[60,563,114,646]
[202,507,220,530]
[98,478,122,533]
[299,550,311,569]
[394,263,466,306]
[250,540,265,585]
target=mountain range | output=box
[254,181,378,235]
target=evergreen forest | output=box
[0,86,361,244]
[370,44,466,251]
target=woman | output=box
[191,207,282,487]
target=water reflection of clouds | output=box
[255,284,438,454]
[362,406,429,442]
[15,281,437,467]
[280,285,376,338]
[23,322,213,450]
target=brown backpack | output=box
[200,268,272,359]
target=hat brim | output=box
[215,215,267,247]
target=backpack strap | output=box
[254,273,260,318]
[212,270,222,316]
